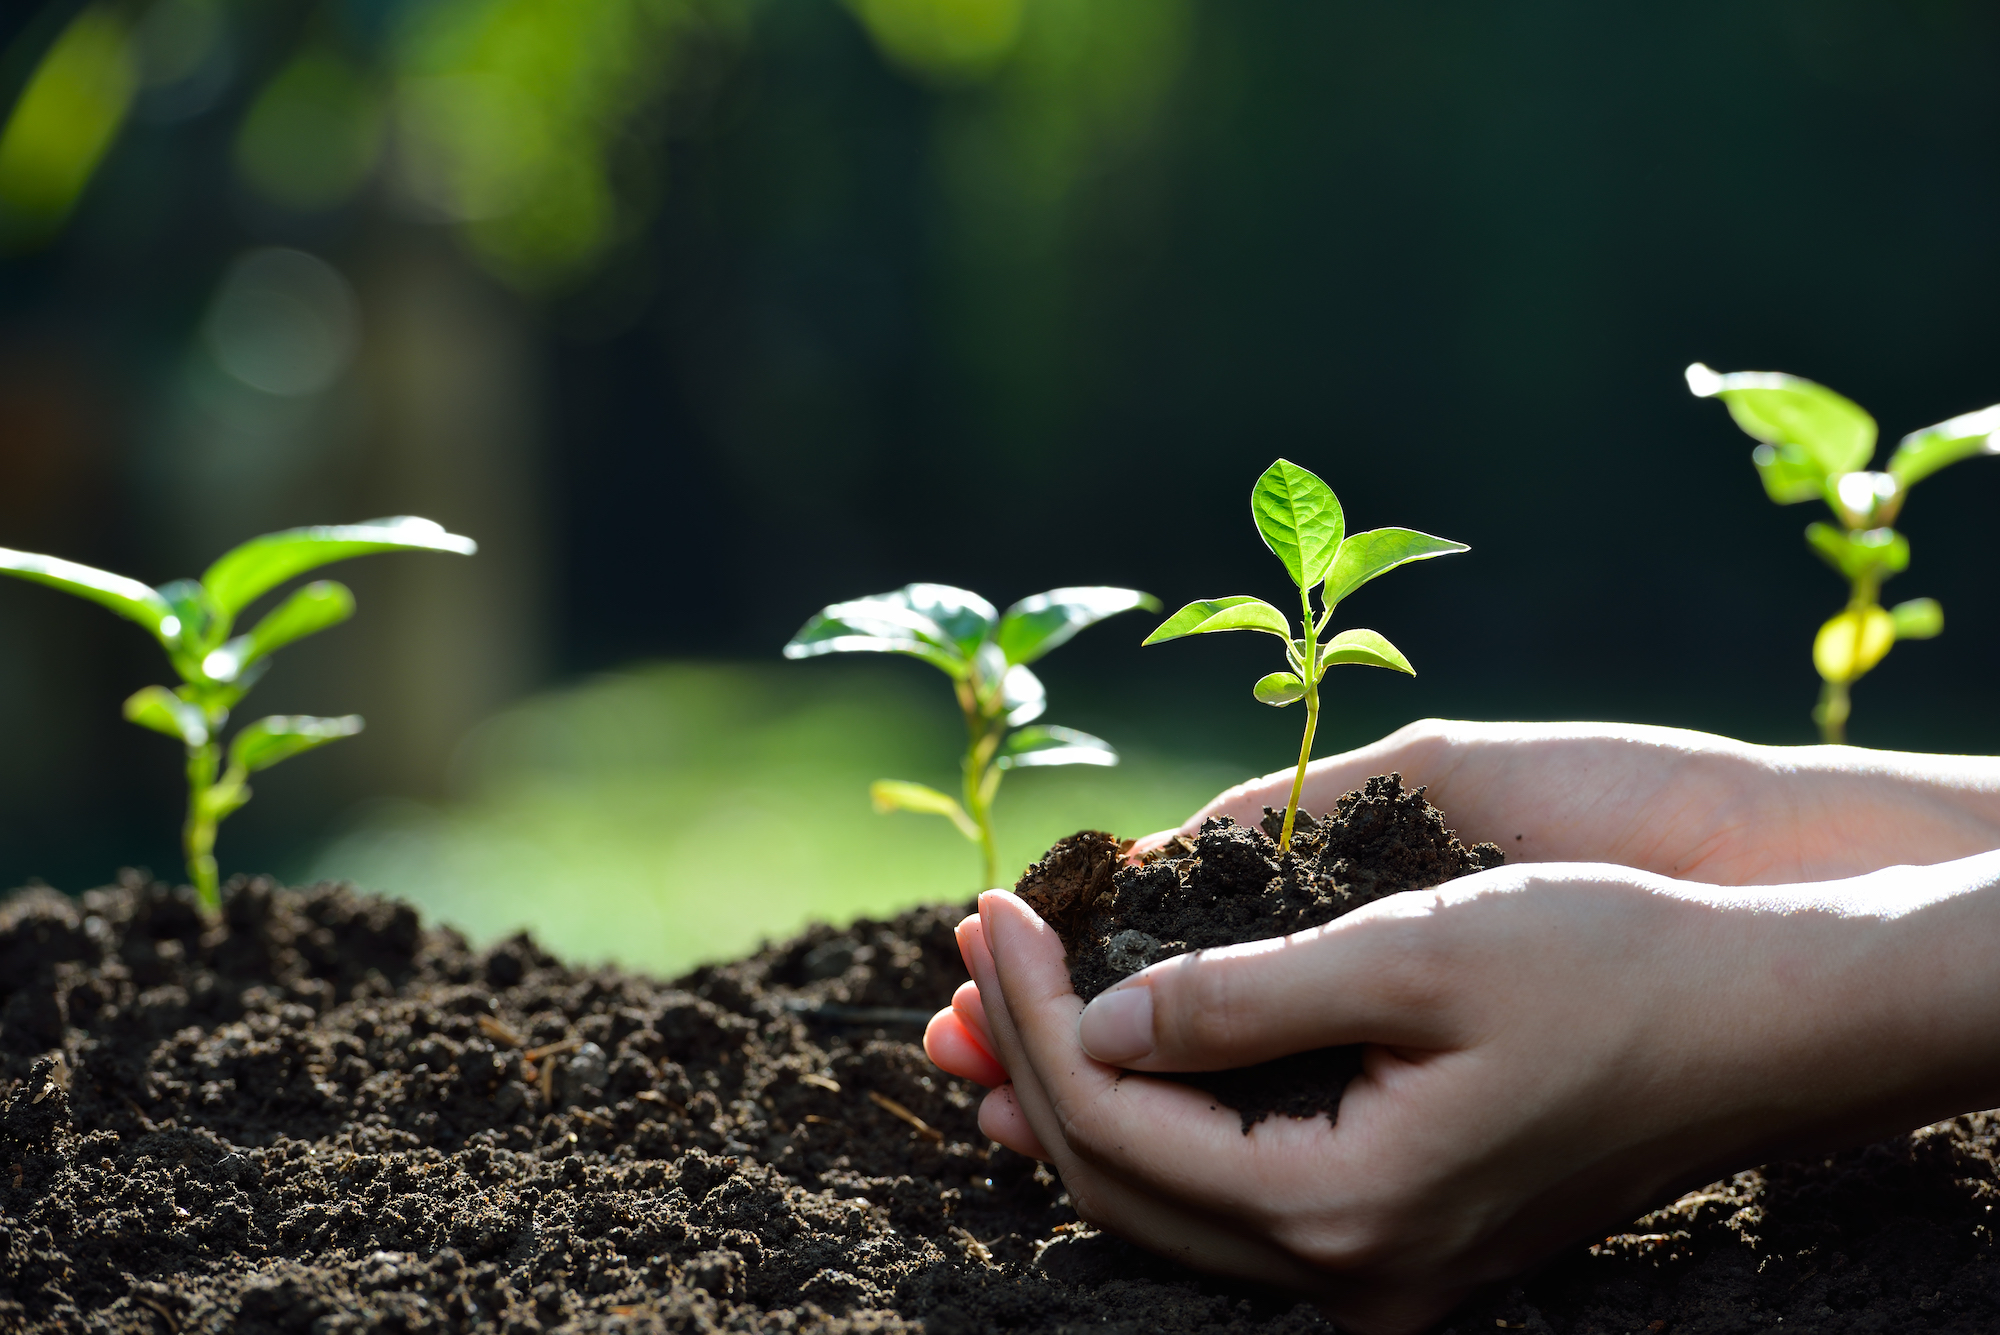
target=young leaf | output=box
[892,584,999,658]
[1888,404,2000,490]
[1686,364,1876,478]
[202,580,356,683]
[1813,607,1895,683]
[785,598,965,676]
[995,725,1118,769]
[1000,663,1047,727]
[156,579,221,652]
[1142,596,1294,645]
[869,779,980,840]
[997,586,1160,664]
[1253,671,1307,706]
[1749,443,1831,505]
[1890,597,1943,640]
[201,517,477,618]
[227,714,364,773]
[1252,459,1345,588]
[1317,628,1415,674]
[0,548,177,641]
[123,685,209,746]
[1323,529,1469,608]
[1804,523,1909,582]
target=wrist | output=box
[1716,852,2000,1159]
[1740,744,2000,875]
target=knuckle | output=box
[1357,916,1460,1016]
[1162,957,1245,1057]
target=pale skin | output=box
[922,719,2000,1334]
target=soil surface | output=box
[4,858,2000,1333]
[1018,774,1505,1128]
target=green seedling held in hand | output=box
[0,518,477,916]
[1145,459,1467,852]
[1688,364,1999,743]
[785,583,1158,888]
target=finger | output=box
[952,978,996,1054]
[925,1007,1009,1087]
[1077,894,1474,1073]
[1124,829,1180,862]
[953,912,982,974]
[976,1083,1051,1159]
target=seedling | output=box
[0,518,476,916]
[785,583,1157,887]
[1688,364,1998,743]
[1145,459,1466,851]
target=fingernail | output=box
[1077,985,1154,1064]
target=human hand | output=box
[929,857,2000,1333]
[1135,718,2000,885]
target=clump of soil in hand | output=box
[5,865,2000,1334]
[1018,774,1504,1129]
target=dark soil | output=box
[4,857,2000,1334]
[1018,774,1505,1129]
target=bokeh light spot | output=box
[203,248,360,397]
[235,48,385,212]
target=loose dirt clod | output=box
[2,866,1999,1332]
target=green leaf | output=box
[1317,628,1415,674]
[122,685,208,746]
[1252,459,1344,588]
[997,586,1160,664]
[1323,529,1469,608]
[891,584,998,658]
[869,779,980,841]
[1804,523,1908,581]
[1890,597,1943,640]
[1685,363,1876,477]
[784,597,965,676]
[1748,443,1829,505]
[1142,596,1294,645]
[996,725,1118,769]
[1252,671,1306,706]
[0,548,176,641]
[202,580,356,683]
[1888,404,2000,489]
[201,517,476,619]
[155,579,222,653]
[1813,607,1894,683]
[1000,663,1046,727]
[227,714,363,773]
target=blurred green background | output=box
[4,0,2000,971]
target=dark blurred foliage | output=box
[2,0,2000,888]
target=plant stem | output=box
[1280,581,1323,852]
[1279,689,1320,851]
[1815,680,1849,745]
[957,680,1003,888]
[185,740,221,918]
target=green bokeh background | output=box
[4,0,2000,970]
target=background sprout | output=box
[1687,364,1998,743]
[1145,459,1466,850]
[0,518,477,916]
[785,583,1158,887]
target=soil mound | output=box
[3,861,1999,1333]
[1019,774,1504,1127]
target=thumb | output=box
[1075,896,1472,1072]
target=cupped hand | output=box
[1137,718,2000,885]
[931,857,2000,1334]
